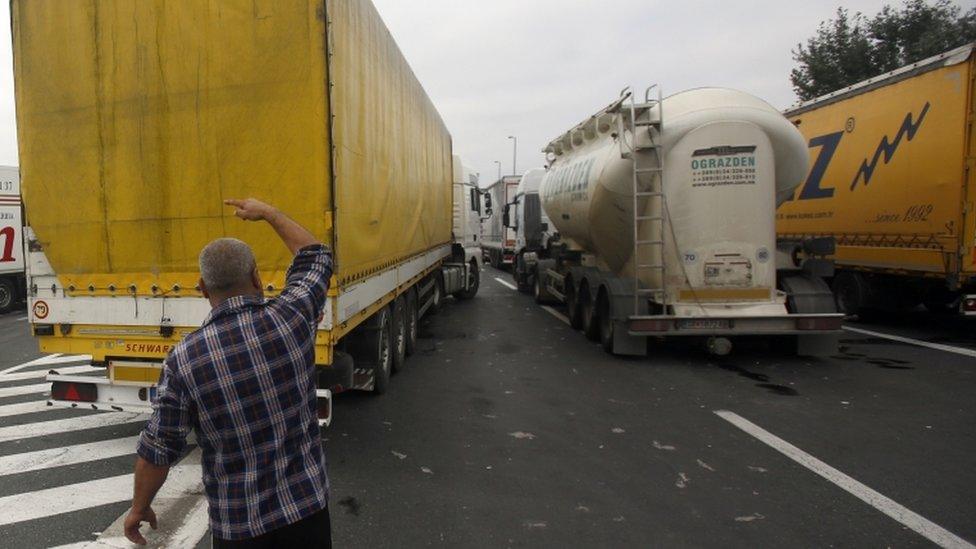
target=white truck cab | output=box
[452,155,487,298]
[508,168,553,292]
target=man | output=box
[124,198,333,548]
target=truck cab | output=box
[451,155,487,299]
[481,176,521,268]
[509,168,553,292]
[0,166,24,313]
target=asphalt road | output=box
[0,271,974,548]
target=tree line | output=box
[791,0,976,101]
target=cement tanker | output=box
[524,87,842,356]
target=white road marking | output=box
[89,478,208,549]
[842,326,976,359]
[0,436,141,477]
[0,400,52,418]
[159,496,210,548]
[0,412,145,442]
[0,382,50,399]
[0,449,202,527]
[16,315,28,321]
[715,410,975,549]
[494,276,571,325]
[494,277,517,291]
[0,365,100,383]
[0,354,63,374]
[0,354,92,375]
[541,305,570,325]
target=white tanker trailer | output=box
[525,86,842,356]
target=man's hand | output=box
[224,198,320,255]
[224,198,277,222]
[124,505,158,545]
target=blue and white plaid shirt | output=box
[138,244,333,540]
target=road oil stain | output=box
[338,496,361,516]
[755,383,799,396]
[717,363,769,383]
[866,359,915,370]
[833,346,915,370]
[498,343,522,355]
[718,363,798,396]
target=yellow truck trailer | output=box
[778,43,976,316]
[12,0,481,421]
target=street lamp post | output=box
[493,160,502,181]
[507,136,518,176]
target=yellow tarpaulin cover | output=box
[13,0,452,295]
[777,47,975,276]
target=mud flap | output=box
[318,350,355,392]
[612,320,647,356]
[797,334,839,357]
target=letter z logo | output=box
[796,131,844,201]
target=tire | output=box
[598,292,614,353]
[455,260,480,300]
[391,297,408,373]
[922,286,956,313]
[565,279,584,330]
[923,299,955,314]
[371,307,393,394]
[514,255,531,293]
[832,271,869,316]
[581,285,600,341]
[405,288,419,356]
[429,273,445,314]
[0,278,14,313]
[533,269,546,304]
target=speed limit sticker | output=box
[32,300,49,320]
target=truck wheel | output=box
[581,285,600,341]
[346,306,393,394]
[371,307,393,394]
[565,280,584,330]
[514,255,531,293]
[922,286,956,313]
[0,278,14,313]
[598,292,614,353]
[429,273,445,314]
[405,288,419,356]
[391,297,408,372]
[455,260,480,300]
[832,272,869,316]
[533,269,547,304]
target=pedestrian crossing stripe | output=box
[0,411,145,442]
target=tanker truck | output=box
[525,87,843,357]
[12,0,479,423]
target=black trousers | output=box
[213,506,332,549]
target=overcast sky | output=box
[0,1,973,184]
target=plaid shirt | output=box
[138,244,333,540]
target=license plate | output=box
[676,319,730,330]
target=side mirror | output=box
[484,193,493,211]
[502,204,510,228]
[469,188,480,213]
[540,222,548,232]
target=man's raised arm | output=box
[224,198,319,255]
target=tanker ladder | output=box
[620,85,667,316]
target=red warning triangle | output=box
[64,384,80,401]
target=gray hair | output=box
[199,238,257,293]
